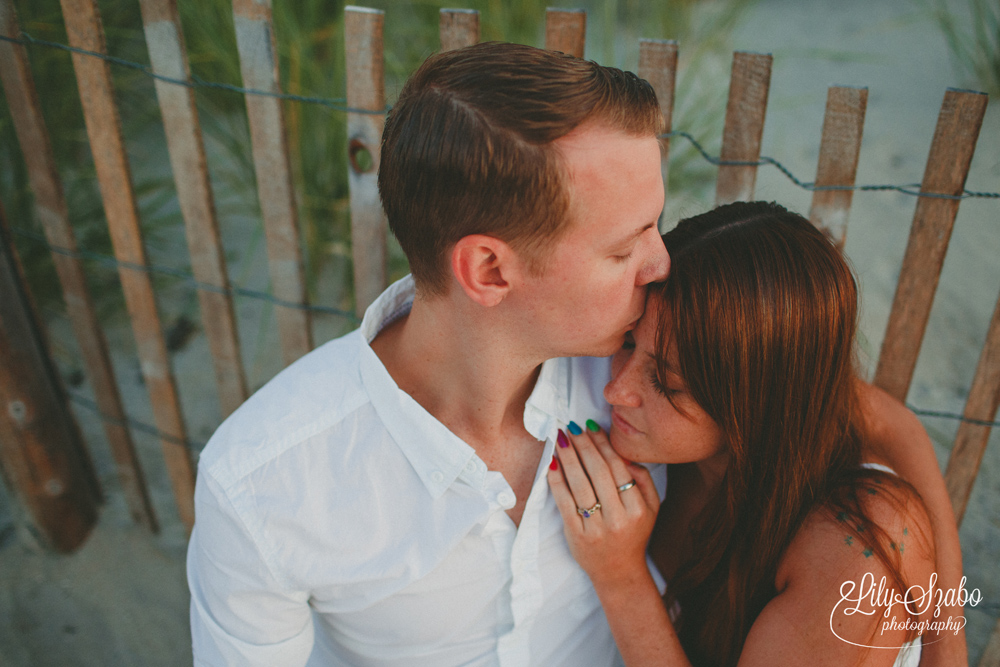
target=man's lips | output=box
[611,409,640,435]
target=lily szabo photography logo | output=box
[830,573,982,648]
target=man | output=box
[187,42,964,666]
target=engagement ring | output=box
[577,502,601,518]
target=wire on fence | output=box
[10,226,361,322]
[2,31,999,202]
[907,406,1000,429]
[0,32,387,116]
[63,382,1000,458]
[67,390,206,451]
[666,130,999,201]
[16,227,1000,433]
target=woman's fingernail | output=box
[549,455,558,470]
[586,419,600,432]
[557,430,570,448]
[568,421,583,435]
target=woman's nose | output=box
[604,362,641,408]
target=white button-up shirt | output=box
[188,275,660,666]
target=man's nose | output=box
[637,237,670,286]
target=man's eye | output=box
[622,332,636,350]
[613,250,634,263]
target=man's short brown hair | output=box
[378,41,663,295]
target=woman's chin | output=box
[608,425,644,463]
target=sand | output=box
[1,0,997,664]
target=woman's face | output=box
[603,296,725,465]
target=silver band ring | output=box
[617,479,637,493]
[577,502,601,518]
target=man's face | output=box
[513,122,669,359]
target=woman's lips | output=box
[611,409,640,435]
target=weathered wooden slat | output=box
[439,8,478,52]
[545,8,586,58]
[980,619,1000,667]
[139,0,247,418]
[232,0,312,365]
[944,289,1000,524]
[637,39,677,210]
[0,0,158,531]
[873,89,988,401]
[345,6,387,316]
[58,0,196,530]
[808,86,867,247]
[715,51,772,206]
[0,201,100,553]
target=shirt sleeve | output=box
[187,469,315,666]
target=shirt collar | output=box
[358,276,476,499]
[357,275,577,497]
[523,356,571,442]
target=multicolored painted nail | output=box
[568,421,582,436]
[586,419,600,432]
[557,430,570,448]
[549,455,558,471]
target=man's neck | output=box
[370,293,550,526]
[369,292,545,460]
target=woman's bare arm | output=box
[858,381,967,665]
[739,486,936,666]
[547,425,692,667]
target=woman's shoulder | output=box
[777,470,934,591]
[738,472,935,665]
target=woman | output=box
[548,202,936,666]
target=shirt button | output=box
[431,471,445,484]
[465,460,477,473]
[497,491,515,507]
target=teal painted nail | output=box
[567,421,582,436]
[586,419,600,432]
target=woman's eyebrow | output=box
[647,352,681,376]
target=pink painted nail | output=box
[557,430,570,448]
[549,456,558,471]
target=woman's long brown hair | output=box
[655,202,925,666]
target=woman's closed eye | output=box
[647,367,683,398]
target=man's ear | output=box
[450,235,518,307]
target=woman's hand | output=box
[547,421,660,589]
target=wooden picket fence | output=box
[0,1,998,662]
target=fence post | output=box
[0,203,100,553]
[545,9,586,58]
[873,89,988,401]
[139,0,248,418]
[715,51,772,206]
[944,289,1000,524]
[809,86,867,247]
[0,0,157,530]
[439,8,478,51]
[232,0,312,365]
[637,39,677,219]
[345,6,387,316]
[58,0,196,531]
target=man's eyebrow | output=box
[611,221,658,249]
